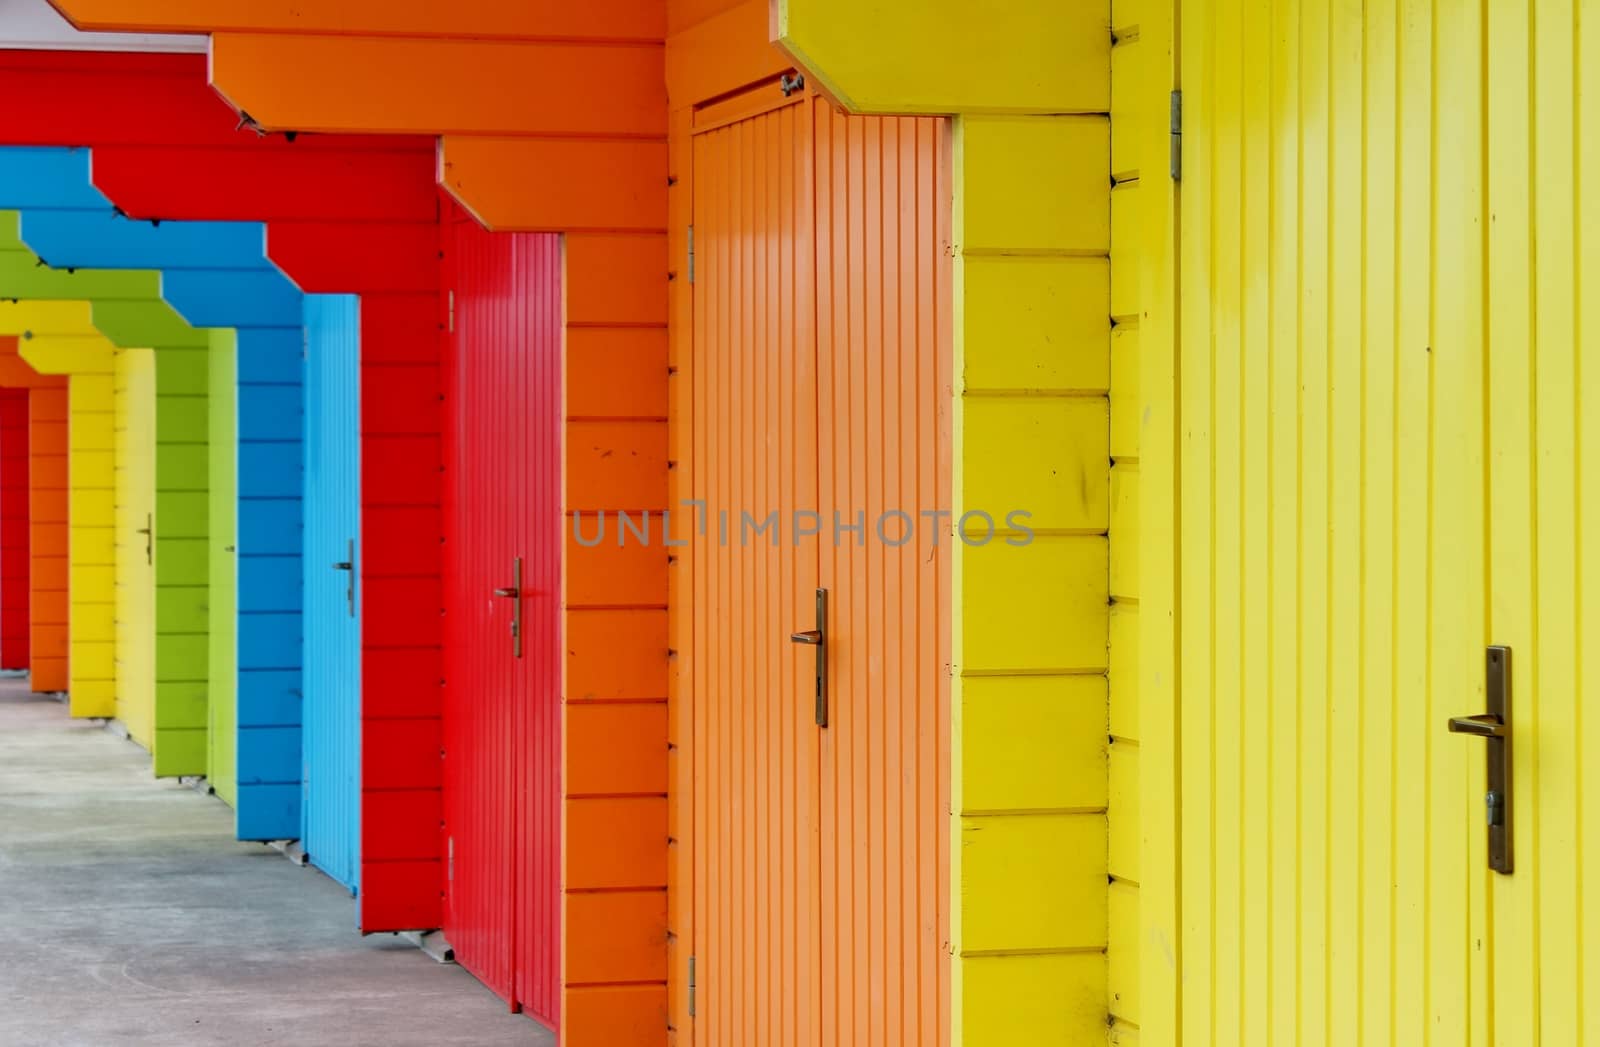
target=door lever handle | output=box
[333,539,355,617]
[136,512,152,565]
[1447,714,1505,738]
[1448,646,1513,873]
[494,557,524,658]
[790,588,828,727]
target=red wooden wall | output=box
[356,232,448,932]
[440,203,562,1025]
[0,388,29,670]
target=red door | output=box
[442,207,562,1027]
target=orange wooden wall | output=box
[561,228,672,1045]
[0,340,68,693]
[0,387,29,670]
[26,385,68,694]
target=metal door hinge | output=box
[687,955,696,1017]
[447,290,455,333]
[686,225,695,284]
[1170,90,1183,181]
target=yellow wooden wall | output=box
[950,113,1111,1045]
[115,348,156,748]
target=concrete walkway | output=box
[0,681,549,1046]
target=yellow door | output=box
[1175,0,1492,1040]
[1484,0,1600,1040]
[1175,0,1600,1041]
[115,348,155,747]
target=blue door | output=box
[301,294,361,894]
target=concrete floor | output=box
[0,681,551,1046]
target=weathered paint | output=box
[770,3,1115,1042]
[0,302,119,720]
[440,214,562,1025]
[207,329,237,808]
[302,293,361,896]
[0,387,28,670]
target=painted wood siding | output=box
[1107,0,1180,1038]
[208,329,238,808]
[358,279,447,933]
[950,112,1110,1045]
[233,324,305,840]
[0,388,28,670]
[151,343,209,776]
[28,382,69,695]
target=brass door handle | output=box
[790,588,828,727]
[1448,646,1513,873]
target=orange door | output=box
[689,87,950,1047]
[691,89,821,1047]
